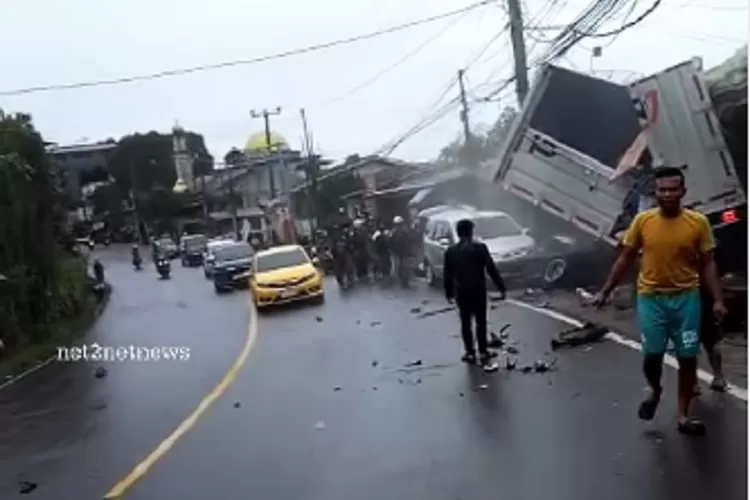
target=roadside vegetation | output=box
[0,109,101,378]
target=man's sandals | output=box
[638,390,706,436]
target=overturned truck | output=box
[490,49,747,280]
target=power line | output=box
[576,0,662,38]
[320,8,475,108]
[0,0,495,97]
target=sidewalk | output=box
[515,287,748,390]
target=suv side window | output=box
[438,221,455,244]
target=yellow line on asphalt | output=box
[104,300,259,498]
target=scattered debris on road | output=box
[421,299,430,305]
[315,316,323,322]
[550,322,609,350]
[233,402,241,408]
[91,402,108,411]
[505,345,519,355]
[94,367,107,379]
[371,360,378,367]
[410,307,422,314]
[476,384,489,391]
[19,481,37,494]
[333,386,342,392]
[370,321,381,327]
[417,306,455,319]
[505,357,517,370]
[404,359,423,367]
[314,421,326,430]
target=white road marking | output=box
[505,298,748,403]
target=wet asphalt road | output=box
[0,246,746,500]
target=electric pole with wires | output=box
[507,0,529,105]
[457,69,472,147]
[299,108,319,234]
[250,107,282,200]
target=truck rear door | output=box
[629,58,746,221]
[491,64,638,245]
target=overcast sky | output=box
[0,0,746,164]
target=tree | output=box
[0,109,86,349]
[436,106,518,166]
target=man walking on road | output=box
[592,167,727,436]
[443,219,506,370]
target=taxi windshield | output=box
[255,248,308,272]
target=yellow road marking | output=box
[104,299,259,498]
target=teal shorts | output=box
[637,289,701,357]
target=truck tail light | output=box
[721,209,739,224]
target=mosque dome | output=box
[244,131,289,154]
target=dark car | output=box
[180,234,208,267]
[213,241,255,293]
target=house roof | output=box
[47,143,116,155]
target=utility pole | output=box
[250,107,282,200]
[457,69,472,147]
[128,160,143,245]
[507,0,530,106]
[300,108,319,234]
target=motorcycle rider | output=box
[390,216,413,287]
[131,244,142,269]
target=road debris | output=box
[333,386,342,392]
[421,299,430,305]
[550,322,608,350]
[476,384,489,391]
[315,316,323,323]
[520,365,533,373]
[488,332,504,348]
[19,481,37,494]
[483,362,499,372]
[370,321,381,327]
[404,359,423,367]
[505,346,519,355]
[94,367,107,379]
[233,402,241,408]
[534,360,551,373]
[371,360,378,367]
[417,306,455,319]
[505,357,517,370]
[91,402,108,411]
[314,421,326,430]
[410,307,422,314]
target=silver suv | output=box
[421,207,535,286]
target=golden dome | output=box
[244,132,288,153]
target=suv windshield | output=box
[158,238,175,247]
[215,243,253,262]
[183,235,207,250]
[473,215,523,239]
[255,248,308,272]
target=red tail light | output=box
[721,209,738,224]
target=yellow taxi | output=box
[250,244,324,309]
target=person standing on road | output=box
[591,167,727,436]
[443,219,506,369]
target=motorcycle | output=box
[156,258,171,279]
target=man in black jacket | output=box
[443,219,507,368]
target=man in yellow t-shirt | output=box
[592,166,727,437]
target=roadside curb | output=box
[0,282,113,392]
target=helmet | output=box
[393,216,404,224]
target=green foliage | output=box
[438,106,518,166]
[0,109,90,351]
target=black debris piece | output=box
[459,392,465,397]
[534,360,550,373]
[315,316,323,322]
[405,359,423,367]
[417,306,456,319]
[356,320,361,325]
[572,391,582,399]
[233,402,241,408]
[372,387,378,391]
[550,322,608,350]
[371,360,378,367]
[92,402,108,411]
[505,357,517,370]
[488,332,504,348]
[499,324,511,338]
[410,307,422,314]
[19,481,37,494]
[505,346,519,355]
[421,299,430,305]
[370,321,381,327]
[94,367,107,379]
[520,365,533,374]
[490,304,498,310]
[333,386,342,392]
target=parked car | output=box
[180,234,208,267]
[421,207,535,287]
[204,239,234,278]
[213,241,255,293]
[250,244,324,309]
